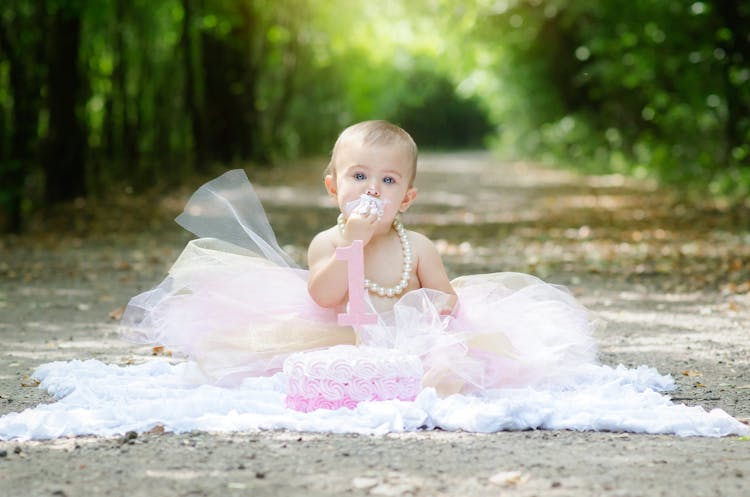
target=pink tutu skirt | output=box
[121,170,598,395]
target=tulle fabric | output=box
[120,170,599,394]
[120,238,356,384]
[365,273,598,395]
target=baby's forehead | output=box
[336,140,414,166]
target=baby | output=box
[307,120,457,313]
[118,120,600,396]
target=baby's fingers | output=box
[365,209,379,223]
[350,211,376,226]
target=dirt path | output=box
[1,152,749,496]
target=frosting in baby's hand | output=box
[345,194,386,220]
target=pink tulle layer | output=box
[120,170,600,396]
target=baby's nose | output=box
[366,187,380,197]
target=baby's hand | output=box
[346,194,386,220]
[341,210,379,246]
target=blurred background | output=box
[1,0,748,234]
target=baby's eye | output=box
[383,176,396,184]
[354,172,366,181]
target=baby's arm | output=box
[412,232,458,314]
[307,230,350,308]
[308,212,380,308]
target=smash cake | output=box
[284,345,424,412]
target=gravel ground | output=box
[1,152,749,497]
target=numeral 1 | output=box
[336,240,377,329]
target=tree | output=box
[0,1,47,232]
[44,2,86,204]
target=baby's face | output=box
[327,142,416,228]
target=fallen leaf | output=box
[151,346,172,356]
[109,305,125,320]
[489,471,530,486]
[147,424,165,435]
[114,260,131,271]
[693,382,706,388]
[682,370,702,377]
[20,376,40,387]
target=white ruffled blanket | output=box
[0,358,746,440]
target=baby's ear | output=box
[399,187,418,212]
[324,174,337,196]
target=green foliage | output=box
[468,0,750,201]
[385,65,493,149]
[3,0,748,232]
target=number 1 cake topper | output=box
[336,240,378,331]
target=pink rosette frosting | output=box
[308,396,337,411]
[341,396,359,410]
[283,345,423,412]
[299,377,320,398]
[372,377,400,400]
[288,395,309,412]
[286,377,302,396]
[287,362,305,380]
[328,359,356,383]
[318,379,347,400]
[353,359,380,380]
[306,360,328,380]
[349,377,377,401]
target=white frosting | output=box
[345,195,387,220]
[284,345,423,381]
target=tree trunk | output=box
[262,29,299,159]
[181,0,207,172]
[0,4,45,232]
[44,8,86,204]
[112,0,134,173]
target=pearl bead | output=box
[337,213,412,298]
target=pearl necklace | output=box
[337,213,413,298]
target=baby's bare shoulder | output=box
[406,230,439,254]
[309,227,338,250]
[308,227,338,263]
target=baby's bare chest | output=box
[363,238,418,290]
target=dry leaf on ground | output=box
[489,470,530,486]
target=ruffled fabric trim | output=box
[0,359,746,440]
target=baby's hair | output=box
[326,120,418,186]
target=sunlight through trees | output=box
[1,0,748,232]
